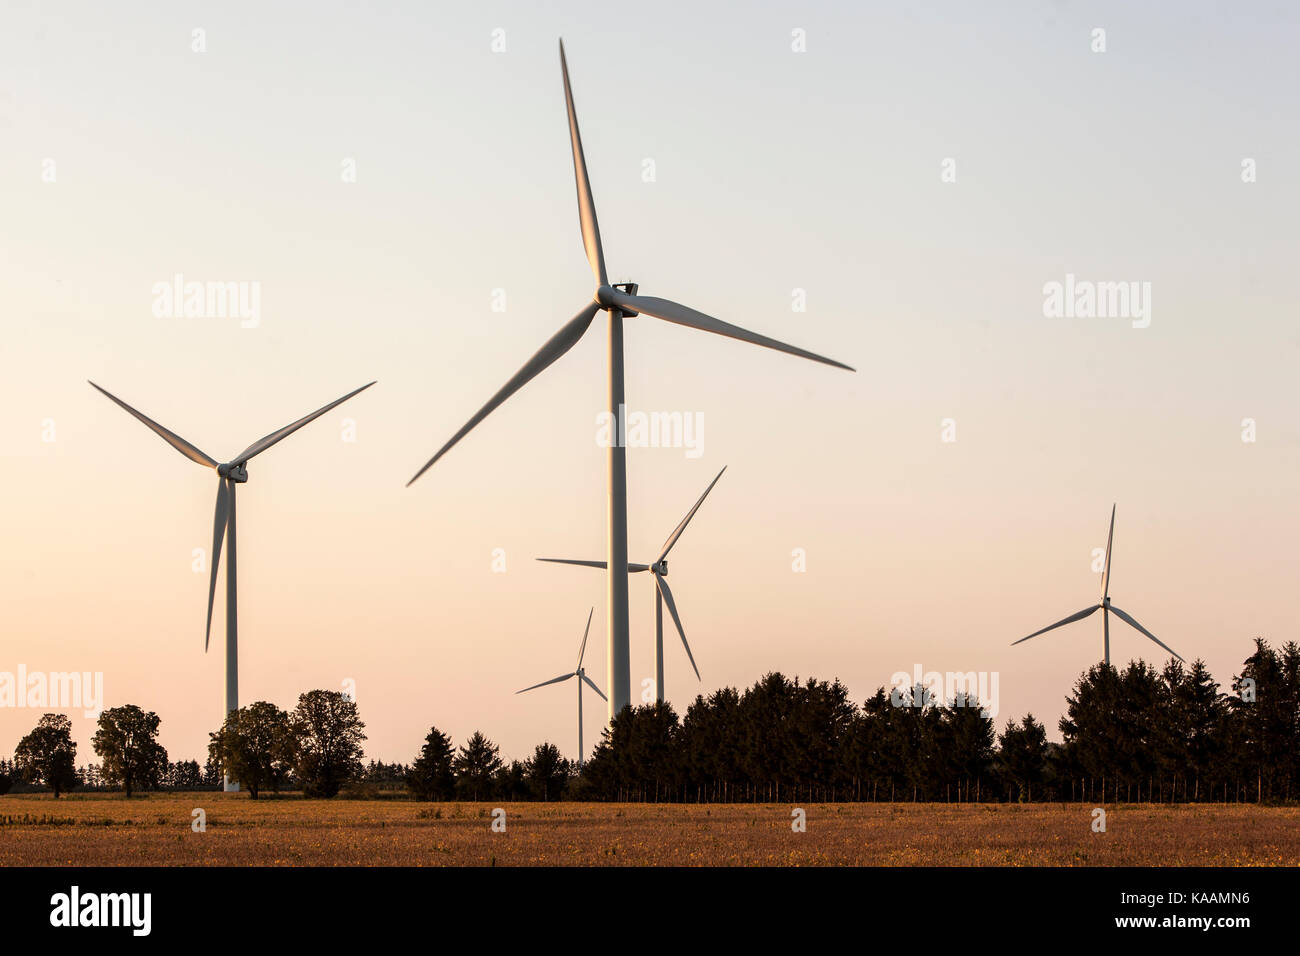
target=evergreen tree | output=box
[524,742,571,800]
[997,715,1047,802]
[453,731,503,800]
[407,726,456,801]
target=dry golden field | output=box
[1,794,1297,866]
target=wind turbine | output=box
[89,380,375,790]
[407,40,853,722]
[516,607,607,767]
[1012,504,1183,666]
[538,466,725,703]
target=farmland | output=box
[1,794,1297,866]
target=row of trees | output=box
[5,639,1295,803]
[0,755,225,795]
[2,690,366,799]
[577,639,1299,803]
[207,692,367,798]
[406,729,571,802]
[3,705,168,798]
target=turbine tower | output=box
[1012,504,1184,666]
[538,466,726,703]
[89,380,375,790]
[516,608,607,767]
[407,41,853,723]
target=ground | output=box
[1,794,1296,866]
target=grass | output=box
[0,793,1296,866]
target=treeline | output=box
[578,639,1298,804]
[4,639,1296,803]
[0,757,221,795]
[1,690,368,799]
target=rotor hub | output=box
[653,559,668,576]
[218,463,249,483]
[597,282,639,317]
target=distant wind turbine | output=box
[89,380,375,790]
[538,466,726,703]
[516,607,607,767]
[407,40,853,722]
[1012,504,1183,666]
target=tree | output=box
[583,702,680,801]
[202,754,224,790]
[1227,638,1296,802]
[453,731,503,800]
[496,759,529,801]
[92,705,168,797]
[1164,659,1227,800]
[937,692,995,801]
[407,726,456,801]
[998,715,1048,801]
[170,759,203,791]
[15,714,79,797]
[291,690,366,798]
[524,743,571,800]
[208,701,297,799]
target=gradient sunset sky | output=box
[2,1,1297,767]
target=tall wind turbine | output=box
[1012,504,1184,666]
[89,380,375,790]
[538,466,726,703]
[516,607,607,767]
[407,41,854,722]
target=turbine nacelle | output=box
[217,463,249,482]
[652,559,668,576]
[595,282,639,316]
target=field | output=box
[1,794,1297,866]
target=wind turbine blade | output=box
[656,466,727,564]
[1109,604,1184,662]
[535,558,650,572]
[1011,604,1101,646]
[605,289,854,372]
[654,574,700,681]
[88,381,216,468]
[204,479,230,652]
[581,673,608,702]
[516,672,577,694]
[408,302,599,486]
[577,607,594,668]
[1101,503,1116,600]
[558,40,607,285]
[234,381,375,463]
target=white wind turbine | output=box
[89,380,375,790]
[537,466,726,703]
[407,40,853,722]
[1012,504,1184,666]
[516,607,607,767]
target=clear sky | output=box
[2,1,1296,767]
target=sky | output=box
[1,1,1297,768]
